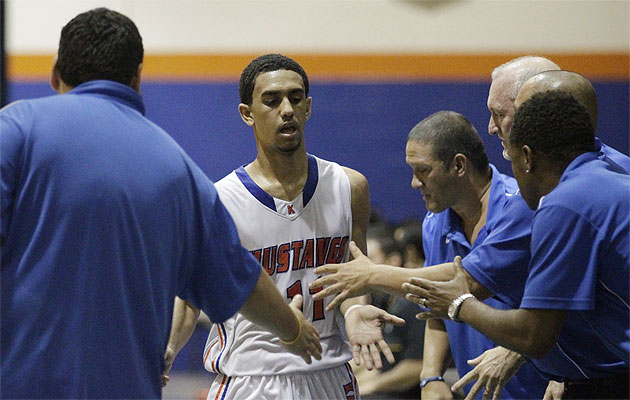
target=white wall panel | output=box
[6,0,629,53]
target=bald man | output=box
[487,56,560,159]
[515,70,629,173]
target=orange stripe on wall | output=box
[7,53,629,82]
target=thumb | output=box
[453,255,466,276]
[349,241,365,259]
[290,294,304,311]
[467,352,484,366]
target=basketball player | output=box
[165,54,404,399]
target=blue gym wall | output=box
[8,80,629,223]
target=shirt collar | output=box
[537,151,600,210]
[69,80,145,115]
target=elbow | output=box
[519,333,556,359]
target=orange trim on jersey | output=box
[7,53,629,82]
[203,338,219,369]
[211,324,226,373]
[213,374,228,400]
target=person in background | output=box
[354,223,426,399]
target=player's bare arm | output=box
[335,167,406,371]
[240,267,323,363]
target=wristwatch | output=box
[419,376,445,388]
[448,293,475,322]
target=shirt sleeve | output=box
[461,195,533,308]
[520,205,599,310]
[178,177,261,323]
[1,106,28,242]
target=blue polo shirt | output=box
[423,164,547,399]
[1,81,261,398]
[596,137,630,173]
[521,152,629,380]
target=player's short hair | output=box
[408,111,490,175]
[510,91,595,168]
[239,54,309,105]
[56,8,144,87]
[491,56,560,100]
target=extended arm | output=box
[239,268,323,363]
[312,249,490,310]
[405,257,566,358]
[338,167,405,370]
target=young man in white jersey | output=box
[165,54,404,400]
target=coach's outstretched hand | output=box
[344,305,405,370]
[281,295,323,364]
[311,241,377,310]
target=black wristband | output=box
[419,376,445,388]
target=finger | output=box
[370,344,383,370]
[467,352,485,367]
[349,241,365,259]
[378,340,396,365]
[313,264,339,275]
[406,293,424,305]
[401,282,429,297]
[464,379,484,400]
[482,385,492,400]
[325,291,350,311]
[379,311,406,326]
[361,345,374,370]
[352,343,361,366]
[312,283,344,301]
[289,294,303,310]
[492,382,506,400]
[452,369,478,392]
[414,311,436,320]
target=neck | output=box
[532,162,564,207]
[246,148,309,201]
[451,171,492,243]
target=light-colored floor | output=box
[163,368,461,400]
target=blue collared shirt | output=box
[522,151,629,379]
[1,80,261,398]
[423,164,547,399]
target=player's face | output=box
[487,76,516,160]
[406,140,458,213]
[505,140,538,210]
[245,70,311,154]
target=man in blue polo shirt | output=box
[405,91,629,399]
[312,111,547,399]
[0,8,321,399]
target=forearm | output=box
[458,299,564,358]
[421,319,452,378]
[167,297,200,354]
[369,359,423,393]
[369,263,454,298]
[420,319,451,378]
[239,268,299,342]
[339,295,370,316]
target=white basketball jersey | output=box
[204,154,353,376]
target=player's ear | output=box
[239,103,254,127]
[305,97,312,121]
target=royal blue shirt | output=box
[423,164,547,399]
[1,81,261,398]
[521,152,629,380]
[596,137,630,174]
